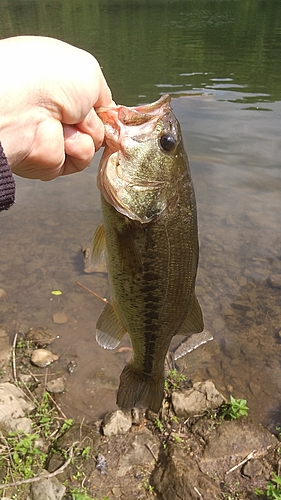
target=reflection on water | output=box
[0,0,281,431]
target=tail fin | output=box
[116,364,164,413]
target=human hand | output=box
[0,36,114,180]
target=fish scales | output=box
[92,94,204,412]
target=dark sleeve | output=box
[0,142,15,211]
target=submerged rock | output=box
[52,311,68,324]
[46,377,66,394]
[268,274,281,289]
[31,349,58,368]
[26,327,56,347]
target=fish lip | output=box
[96,94,171,126]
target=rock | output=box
[0,288,7,299]
[172,380,225,417]
[117,428,159,477]
[152,443,221,499]
[31,349,58,368]
[268,274,281,289]
[0,382,34,433]
[26,327,56,347]
[237,277,247,287]
[19,373,34,385]
[0,329,12,371]
[102,410,132,436]
[52,312,68,324]
[30,473,65,500]
[199,419,278,479]
[230,300,251,311]
[242,459,263,478]
[212,317,225,331]
[46,377,66,394]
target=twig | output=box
[25,368,40,383]
[145,443,158,462]
[46,391,67,420]
[194,486,203,499]
[12,331,18,382]
[226,450,257,474]
[75,281,108,303]
[0,441,78,490]
[42,367,49,397]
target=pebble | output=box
[31,349,59,368]
[212,317,225,331]
[243,459,263,478]
[46,377,66,394]
[237,277,247,287]
[0,288,7,300]
[53,311,68,324]
[268,274,281,289]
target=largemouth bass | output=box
[91,94,204,413]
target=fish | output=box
[91,94,204,413]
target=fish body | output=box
[92,94,203,413]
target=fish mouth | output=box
[97,94,176,223]
[96,94,171,128]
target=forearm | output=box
[0,142,15,211]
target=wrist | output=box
[0,142,15,211]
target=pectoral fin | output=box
[96,300,127,349]
[115,224,142,275]
[178,292,204,335]
[90,223,106,268]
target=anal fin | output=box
[178,292,204,335]
[96,300,127,349]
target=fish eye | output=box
[159,133,176,152]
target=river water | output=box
[0,0,280,432]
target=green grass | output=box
[0,430,47,481]
[256,473,281,499]
[164,369,187,391]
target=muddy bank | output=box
[0,332,280,500]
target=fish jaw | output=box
[97,94,184,223]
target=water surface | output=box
[0,0,280,431]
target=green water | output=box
[1,0,281,103]
[0,0,281,431]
